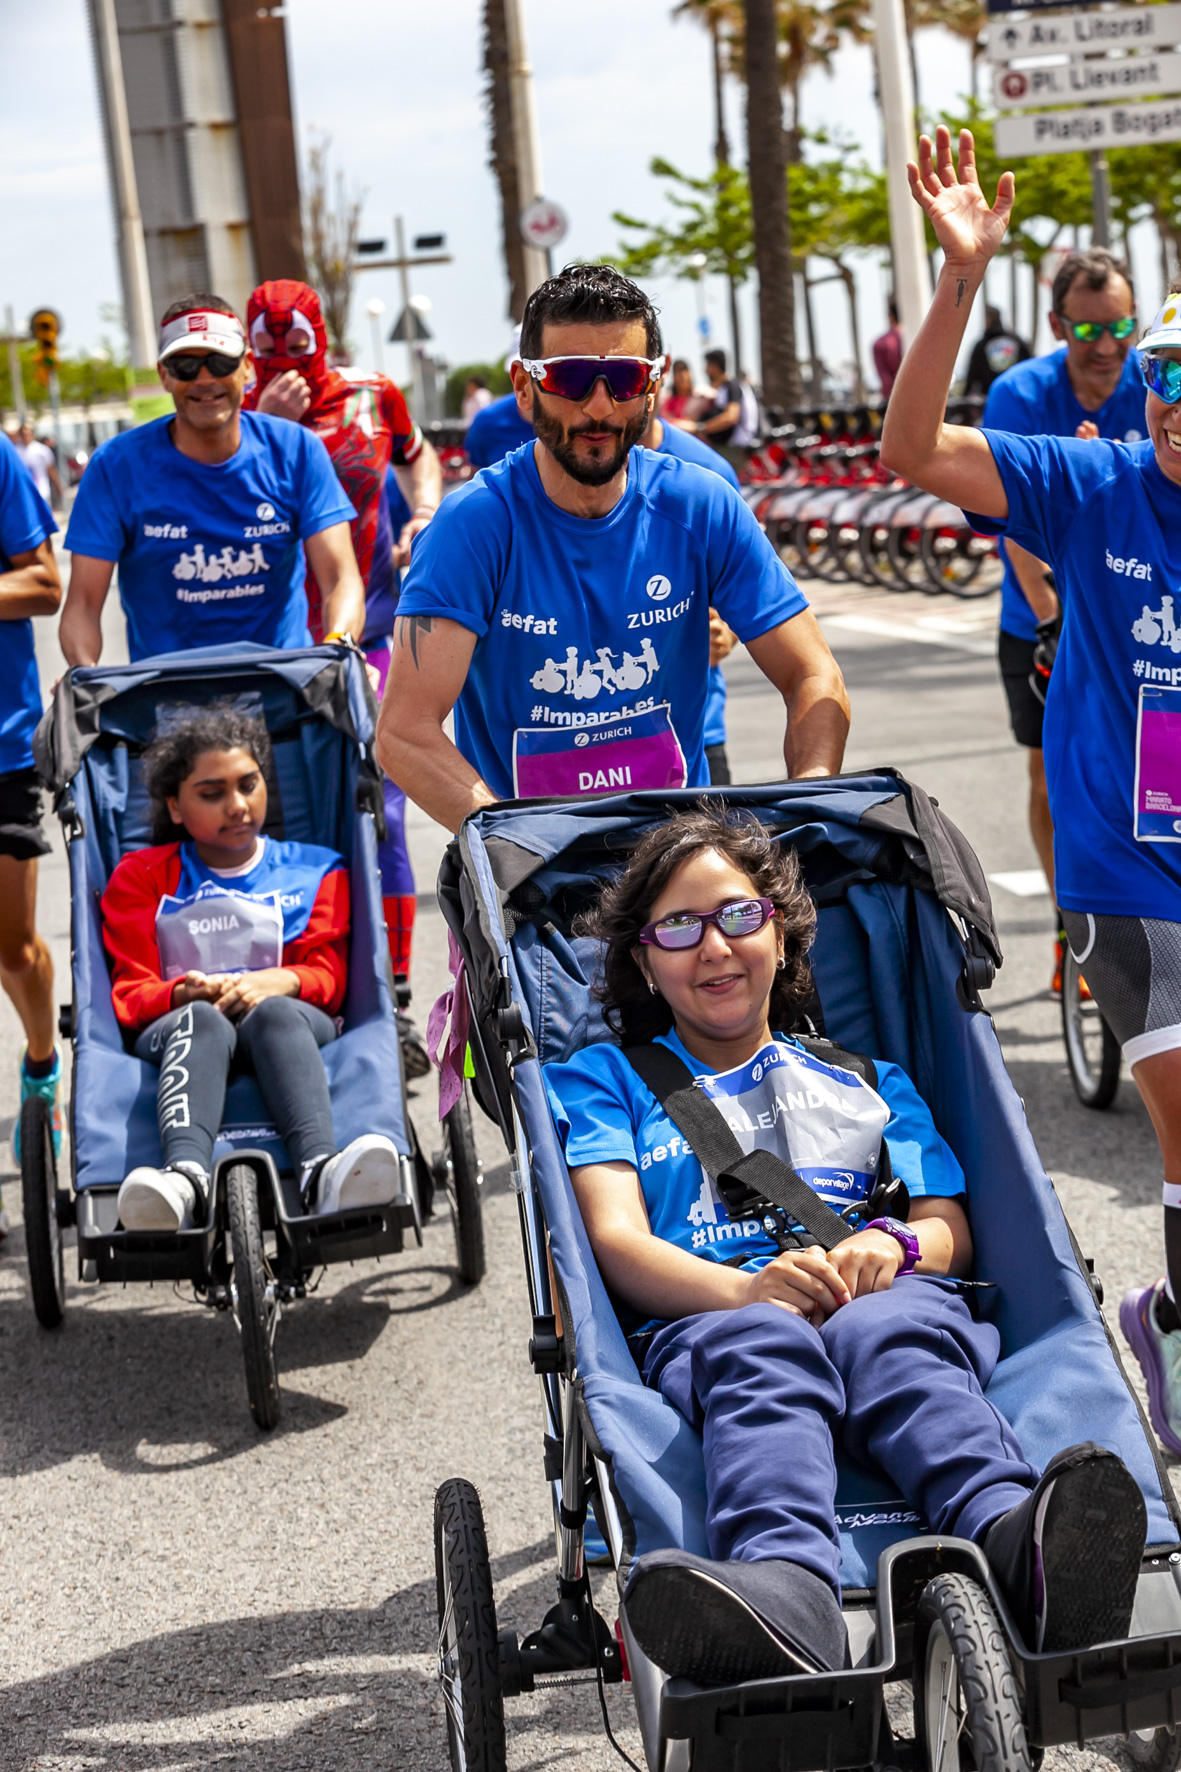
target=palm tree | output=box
[484,0,528,322]
[675,0,745,363]
[745,0,802,409]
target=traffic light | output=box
[30,308,60,385]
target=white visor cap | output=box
[158,309,247,362]
[1140,296,1181,358]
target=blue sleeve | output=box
[544,1050,642,1170]
[294,428,356,538]
[876,1062,966,1199]
[704,481,808,643]
[0,436,56,559]
[64,439,131,562]
[395,479,510,638]
[962,430,1111,561]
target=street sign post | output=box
[995,94,1181,154]
[519,198,568,253]
[994,49,1181,105]
[987,3,1181,59]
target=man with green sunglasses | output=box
[981,247,1143,997]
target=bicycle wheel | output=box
[20,1096,65,1329]
[915,1572,1030,1772]
[1062,947,1121,1110]
[227,1163,281,1430]
[440,1086,486,1286]
[858,491,911,589]
[794,514,836,580]
[435,1477,507,1772]
[887,521,934,591]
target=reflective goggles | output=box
[249,311,317,357]
[519,355,663,402]
[163,350,245,381]
[1143,355,1181,405]
[1056,314,1137,343]
[638,897,776,951]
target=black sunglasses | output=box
[164,351,245,381]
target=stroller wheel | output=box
[435,1477,507,1772]
[20,1096,65,1329]
[441,1086,486,1286]
[1062,947,1120,1110]
[227,1163,281,1431]
[1126,1727,1181,1772]
[915,1572,1030,1772]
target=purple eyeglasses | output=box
[638,897,777,951]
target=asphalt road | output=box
[0,576,1167,1772]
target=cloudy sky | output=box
[2,0,1149,389]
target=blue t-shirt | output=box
[464,392,533,468]
[397,443,805,797]
[65,412,355,661]
[982,349,1145,641]
[653,421,742,748]
[966,431,1181,919]
[546,1029,965,1331]
[0,434,57,775]
[174,836,346,943]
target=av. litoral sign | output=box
[994,50,1181,107]
[995,95,1181,154]
[987,3,1181,59]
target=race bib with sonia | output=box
[155,881,283,979]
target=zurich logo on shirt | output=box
[646,574,672,601]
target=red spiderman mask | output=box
[247,280,329,393]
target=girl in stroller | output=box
[545,806,1147,1686]
[101,704,401,1232]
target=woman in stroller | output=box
[101,705,401,1232]
[545,806,1148,1687]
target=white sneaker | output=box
[315,1135,400,1215]
[117,1164,204,1232]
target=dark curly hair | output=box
[142,704,272,844]
[579,805,816,1045]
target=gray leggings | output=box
[135,995,338,1173]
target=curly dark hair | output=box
[142,704,272,844]
[519,263,662,360]
[579,805,817,1045]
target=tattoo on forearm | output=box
[396,613,433,668]
[956,279,967,308]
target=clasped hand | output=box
[170,967,300,1019]
[744,1229,907,1326]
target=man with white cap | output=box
[60,294,364,666]
[878,123,1181,1463]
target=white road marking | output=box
[824,613,996,656]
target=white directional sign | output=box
[995,94,1181,155]
[988,3,1181,62]
[520,199,569,252]
[995,49,1181,106]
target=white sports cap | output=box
[1140,296,1181,358]
[158,308,247,362]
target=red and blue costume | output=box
[243,279,418,976]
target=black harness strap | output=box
[622,1043,856,1252]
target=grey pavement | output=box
[0,575,1166,1771]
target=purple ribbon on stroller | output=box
[427,928,471,1119]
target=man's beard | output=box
[532,396,649,485]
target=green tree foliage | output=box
[444,360,513,418]
[1,341,129,416]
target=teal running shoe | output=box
[14,1045,63,1164]
[1120,1279,1181,1458]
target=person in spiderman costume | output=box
[243,279,443,1076]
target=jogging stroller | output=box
[27,642,484,1430]
[432,776,1181,1772]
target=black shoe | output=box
[397,1010,431,1080]
[623,1550,848,1685]
[984,1442,1146,1653]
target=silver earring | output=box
[776,957,786,971]
[648,981,659,995]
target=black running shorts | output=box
[1060,909,1181,1064]
[0,766,50,861]
[998,630,1044,750]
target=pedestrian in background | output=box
[660,358,705,427]
[964,304,1031,398]
[13,421,62,511]
[461,375,493,423]
[873,301,904,400]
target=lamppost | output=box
[366,298,385,376]
[688,252,711,374]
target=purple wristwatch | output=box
[866,1216,920,1275]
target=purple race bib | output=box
[1135,685,1181,843]
[512,703,687,799]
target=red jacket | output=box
[102,843,351,1033]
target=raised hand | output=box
[907,126,1014,273]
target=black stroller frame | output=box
[431,776,1181,1772]
[24,644,485,1431]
